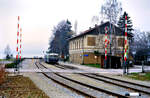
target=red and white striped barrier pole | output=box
[124,15,128,62]
[123,15,128,74]
[20,28,22,61]
[105,27,108,60]
[15,16,20,71]
[16,16,20,61]
[104,27,109,68]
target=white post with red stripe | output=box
[16,16,20,61]
[105,27,108,60]
[104,27,109,68]
[16,16,22,71]
[15,16,20,71]
[123,15,128,74]
[124,15,128,62]
[20,28,22,61]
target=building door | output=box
[111,56,121,68]
[101,56,104,68]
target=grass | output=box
[0,59,15,61]
[0,74,49,98]
[82,64,101,68]
[126,72,150,81]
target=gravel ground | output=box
[38,62,119,97]
[58,73,150,98]
[21,59,85,98]
[41,62,148,98]
[41,62,61,69]
[56,62,150,98]
[19,60,150,98]
[59,62,150,86]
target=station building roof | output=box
[69,21,133,41]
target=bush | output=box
[5,59,24,68]
[5,63,16,68]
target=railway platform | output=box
[59,61,150,74]
[58,61,150,86]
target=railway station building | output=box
[69,22,133,68]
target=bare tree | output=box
[4,45,12,59]
[131,30,149,53]
[101,0,122,24]
[91,0,122,26]
[91,16,100,26]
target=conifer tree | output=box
[48,20,73,57]
[118,11,133,34]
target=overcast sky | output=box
[0,0,150,58]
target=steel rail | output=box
[51,63,150,95]
[35,61,127,98]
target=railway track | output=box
[47,62,150,97]
[35,61,128,98]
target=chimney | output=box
[101,21,104,24]
[95,24,98,27]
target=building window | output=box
[71,42,73,49]
[73,41,75,49]
[111,38,115,47]
[118,38,124,47]
[77,41,78,49]
[74,41,75,49]
[80,39,82,48]
[70,43,71,49]
[87,37,96,46]
[76,41,77,49]
[75,41,76,49]
[79,40,80,49]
